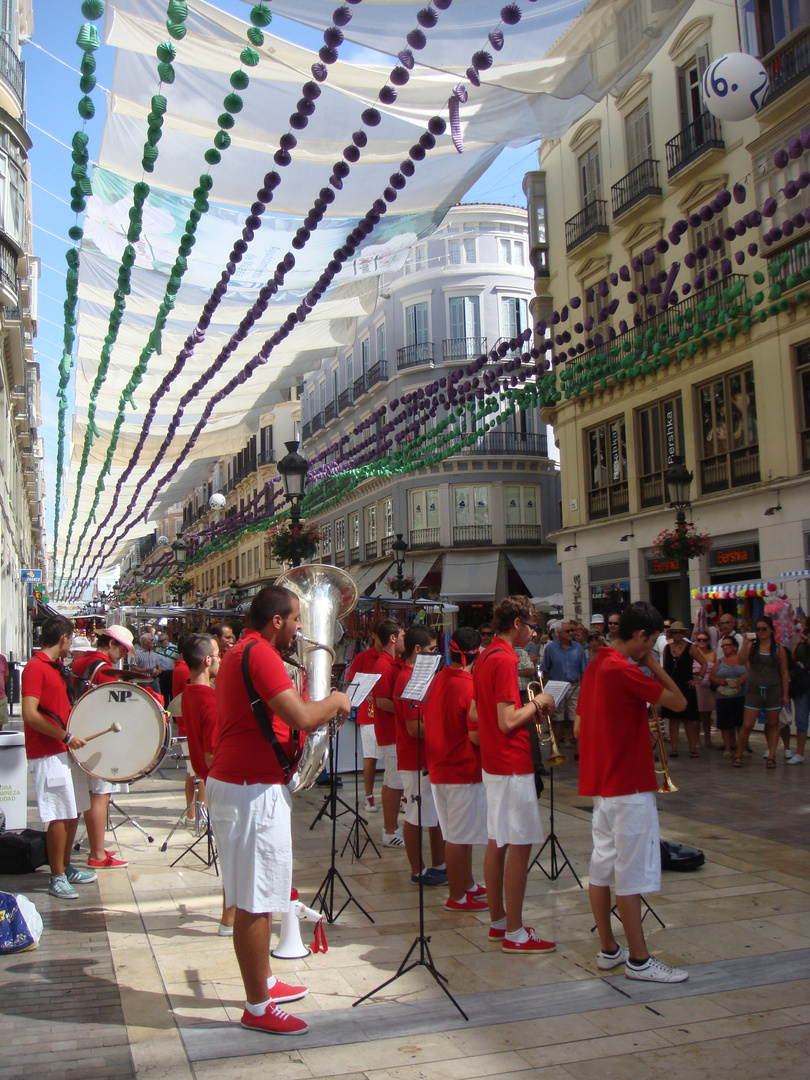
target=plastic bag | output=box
[0,891,42,953]
[779,702,795,730]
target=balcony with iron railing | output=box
[639,471,666,510]
[353,359,388,399]
[337,387,354,413]
[456,430,548,458]
[323,400,337,425]
[381,533,394,555]
[587,481,629,521]
[565,200,609,252]
[492,336,525,358]
[364,539,378,561]
[452,524,493,547]
[763,26,810,105]
[700,445,760,494]
[611,159,662,218]
[442,336,486,362]
[258,448,275,466]
[409,527,440,549]
[349,545,360,565]
[505,524,543,544]
[767,233,809,292]
[397,341,434,370]
[0,36,25,118]
[301,420,312,442]
[665,112,723,179]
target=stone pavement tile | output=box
[641,1025,810,1079]
[363,1048,533,1080]
[517,1030,670,1073]
[193,1053,314,1080]
[653,1006,803,1045]
[445,1013,607,1056]
[576,994,733,1037]
[298,1031,463,1078]
[703,977,810,1014]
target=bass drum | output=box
[68,683,171,783]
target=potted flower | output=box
[652,524,712,562]
[266,521,320,565]
[166,576,193,603]
[385,574,417,596]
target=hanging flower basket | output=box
[385,574,416,596]
[123,591,148,606]
[266,521,320,564]
[166,576,193,599]
[652,524,712,562]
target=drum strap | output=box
[242,643,298,778]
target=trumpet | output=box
[527,679,569,768]
[650,704,680,793]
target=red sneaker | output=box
[488,925,506,942]
[467,884,487,899]
[87,854,128,869]
[240,1003,308,1035]
[268,979,308,1004]
[502,927,556,955]
[446,895,489,911]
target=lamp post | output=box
[392,532,408,600]
[171,536,188,606]
[277,441,309,567]
[229,578,240,607]
[665,454,694,627]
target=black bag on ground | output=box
[0,830,49,875]
[660,839,705,871]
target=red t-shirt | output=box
[172,660,191,735]
[21,651,71,760]
[372,650,402,747]
[71,650,119,687]
[472,640,532,776]
[182,682,218,782]
[346,645,379,726]
[424,666,481,784]
[577,647,664,797]
[393,663,423,771]
[209,630,295,786]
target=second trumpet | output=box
[527,680,569,768]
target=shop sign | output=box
[708,542,759,569]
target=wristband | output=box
[63,731,73,745]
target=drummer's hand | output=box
[67,734,87,750]
[330,691,352,719]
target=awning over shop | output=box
[507,553,562,599]
[377,553,441,599]
[694,580,783,600]
[441,551,501,602]
[350,561,393,597]
[779,570,810,580]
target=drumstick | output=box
[82,721,122,742]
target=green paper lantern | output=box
[73,131,89,151]
[133,181,150,202]
[204,148,221,165]
[796,290,808,304]
[218,112,235,130]
[213,130,231,150]
[142,145,159,166]
[240,47,260,67]
[78,95,95,119]
[80,53,96,76]
[230,70,249,90]
[76,23,100,52]
[70,161,88,181]
[801,266,810,281]
[146,127,162,147]
[198,173,215,191]
[166,20,187,40]
[151,94,168,115]
[768,283,782,301]
[757,310,768,322]
[68,225,83,242]
[156,41,177,63]
[250,4,273,27]
[157,61,175,84]
[223,92,243,113]
[778,298,790,312]
[81,0,104,19]
[79,73,96,94]
[247,26,264,47]
[193,196,209,212]
[785,273,798,289]
[76,176,92,195]
[753,270,765,285]
[168,0,188,18]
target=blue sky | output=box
[25,0,538,565]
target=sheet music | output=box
[400,653,443,703]
[542,680,572,709]
[346,673,380,710]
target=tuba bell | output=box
[276,563,359,791]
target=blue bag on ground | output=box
[0,891,42,953]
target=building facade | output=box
[298,203,562,625]
[0,0,44,661]
[526,0,810,623]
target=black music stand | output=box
[341,719,380,861]
[529,764,582,887]
[160,776,218,871]
[310,722,373,924]
[590,896,665,935]
[353,654,468,1021]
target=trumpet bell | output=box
[546,752,569,768]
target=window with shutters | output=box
[586,417,629,520]
[637,396,684,507]
[579,144,602,207]
[625,100,652,171]
[376,322,386,365]
[447,296,482,360]
[405,302,429,346]
[500,296,529,339]
[698,367,760,493]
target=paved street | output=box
[2,728,809,1080]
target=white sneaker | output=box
[382,829,404,847]
[625,956,688,983]
[597,945,629,970]
[787,754,804,765]
[363,796,378,813]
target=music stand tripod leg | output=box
[528,767,582,887]
[108,799,155,844]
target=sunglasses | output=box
[521,622,538,632]
[671,629,686,634]
[480,630,493,637]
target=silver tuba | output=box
[276,563,359,792]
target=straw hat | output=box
[102,625,136,654]
[668,621,689,631]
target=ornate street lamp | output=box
[171,535,189,606]
[392,532,408,600]
[665,455,694,627]
[276,441,310,567]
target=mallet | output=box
[81,721,122,742]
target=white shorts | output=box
[400,771,439,827]
[482,771,544,847]
[380,743,403,791]
[589,792,661,896]
[29,753,91,823]
[207,778,293,914]
[432,782,488,845]
[87,776,127,796]
[186,758,197,777]
[360,724,379,760]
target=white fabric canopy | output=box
[441,550,501,601]
[508,552,562,597]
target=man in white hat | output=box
[70,625,136,868]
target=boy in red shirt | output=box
[424,627,488,911]
[345,628,382,813]
[21,616,96,900]
[171,635,197,824]
[393,625,446,885]
[576,601,689,983]
[472,596,556,953]
[371,619,406,846]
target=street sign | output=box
[21,569,42,583]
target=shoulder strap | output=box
[241,641,293,774]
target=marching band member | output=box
[371,619,406,847]
[70,625,136,869]
[206,586,350,1036]
[576,601,689,983]
[423,627,489,911]
[345,627,382,813]
[471,596,557,954]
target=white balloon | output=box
[701,53,769,122]
[209,492,226,509]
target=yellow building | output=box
[526,0,810,622]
